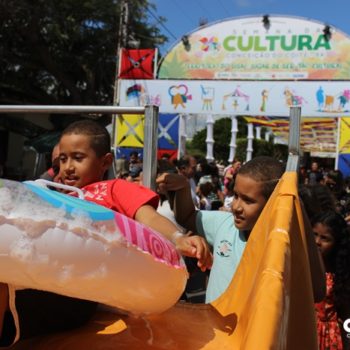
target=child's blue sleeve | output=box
[195,211,232,246]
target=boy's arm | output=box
[156,173,198,233]
[134,205,212,271]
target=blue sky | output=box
[151,0,350,54]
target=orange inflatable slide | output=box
[12,172,318,349]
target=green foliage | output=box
[235,138,287,161]
[0,0,166,105]
[185,140,206,158]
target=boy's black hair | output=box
[174,155,193,170]
[61,120,111,157]
[238,156,285,199]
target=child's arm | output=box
[134,205,212,271]
[156,173,198,233]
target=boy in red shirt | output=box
[57,120,211,265]
[0,120,211,347]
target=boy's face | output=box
[232,174,267,232]
[58,134,111,188]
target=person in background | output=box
[324,169,350,219]
[220,179,235,212]
[312,211,350,350]
[128,151,143,182]
[306,161,324,185]
[223,159,241,192]
[174,156,199,208]
[39,144,61,182]
[299,183,336,220]
[299,165,308,184]
[197,181,216,210]
[115,154,129,179]
[197,162,224,207]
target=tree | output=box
[189,117,246,161]
[0,0,166,106]
[187,117,288,162]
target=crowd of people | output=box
[1,119,349,349]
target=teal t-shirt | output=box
[196,211,247,303]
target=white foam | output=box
[10,237,36,262]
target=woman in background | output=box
[312,211,350,349]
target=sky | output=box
[151,0,350,54]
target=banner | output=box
[120,79,350,117]
[158,16,350,80]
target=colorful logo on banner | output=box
[199,36,220,52]
[115,114,144,148]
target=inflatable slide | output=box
[0,179,187,315]
[0,173,318,349]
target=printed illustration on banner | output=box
[168,84,192,109]
[222,86,250,112]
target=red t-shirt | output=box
[75,179,159,219]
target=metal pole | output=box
[285,106,301,172]
[111,1,129,177]
[334,117,341,170]
[0,105,146,114]
[142,105,159,190]
[0,105,160,190]
[113,0,128,106]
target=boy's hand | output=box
[173,233,212,271]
